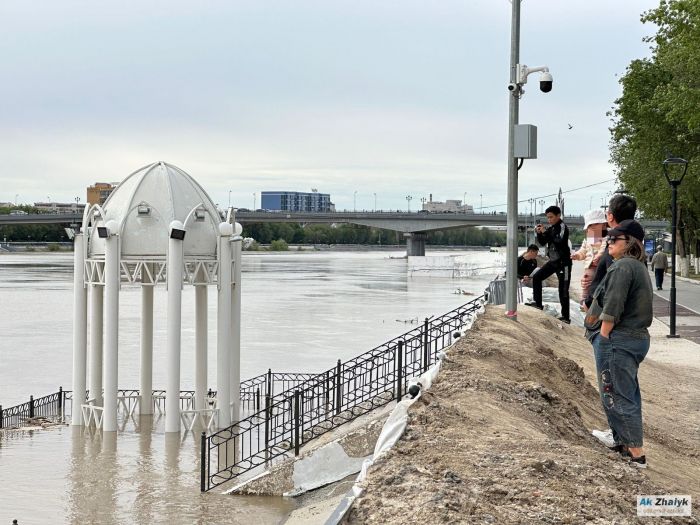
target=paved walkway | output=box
[650,269,700,343]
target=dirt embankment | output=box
[348,307,700,524]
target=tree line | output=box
[610,0,700,270]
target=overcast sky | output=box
[0,0,659,214]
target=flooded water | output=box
[0,249,502,524]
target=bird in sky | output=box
[568,123,573,130]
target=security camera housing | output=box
[539,72,553,93]
[97,226,109,239]
[507,83,518,92]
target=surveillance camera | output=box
[507,83,518,92]
[540,72,553,93]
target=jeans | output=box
[591,332,649,448]
[532,261,571,320]
[654,268,665,289]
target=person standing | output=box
[650,246,669,290]
[526,206,572,323]
[571,209,608,302]
[583,195,637,310]
[584,219,652,467]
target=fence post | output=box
[256,387,260,412]
[396,341,404,401]
[0,405,3,429]
[29,395,34,418]
[58,386,63,417]
[423,317,430,373]
[334,360,342,416]
[324,370,330,413]
[265,394,271,463]
[294,390,301,456]
[267,368,272,398]
[200,431,207,492]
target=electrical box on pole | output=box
[513,124,537,159]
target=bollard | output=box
[294,390,301,456]
[200,431,207,492]
[334,360,342,416]
[29,395,34,418]
[396,341,404,401]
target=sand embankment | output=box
[348,306,700,524]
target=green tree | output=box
[610,0,700,272]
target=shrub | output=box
[269,239,289,251]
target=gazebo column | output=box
[89,284,103,407]
[165,221,185,433]
[140,282,154,415]
[217,223,233,428]
[230,227,243,424]
[103,221,120,432]
[71,233,88,425]
[195,284,208,411]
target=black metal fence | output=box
[0,388,67,429]
[0,372,316,431]
[201,296,483,492]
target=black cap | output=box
[608,219,644,242]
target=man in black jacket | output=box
[517,244,540,283]
[583,194,637,309]
[526,206,572,323]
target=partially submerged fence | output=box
[0,388,67,429]
[201,296,484,492]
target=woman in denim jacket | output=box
[584,219,652,468]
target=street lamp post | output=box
[480,193,483,213]
[228,190,232,208]
[505,0,522,320]
[405,195,412,212]
[373,192,377,212]
[253,192,256,210]
[463,192,467,212]
[663,156,689,338]
[354,190,358,212]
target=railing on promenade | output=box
[0,388,67,429]
[201,296,484,492]
[0,372,316,430]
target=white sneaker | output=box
[592,429,615,448]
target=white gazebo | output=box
[71,161,242,433]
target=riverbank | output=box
[347,306,700,524]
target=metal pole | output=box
[396,341,404,401]
[669,182,679,338]
[58,386,63,417]
[230,232,243,425]
[422,318,429,373]
[334,359,342,416]
[200,431,207,492]
[505,0,521,321]
[294,390,301,456]
[29,395,34,418]
[140,281,153,414]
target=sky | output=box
[0,0,660,215]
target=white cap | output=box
[583,209,607,229]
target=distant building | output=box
[87,182,118,205]
[422,194,474,213]
[34,201,86,214]
[261,191,333,212]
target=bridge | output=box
[0,211,669,256]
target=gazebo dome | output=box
[88,162,222,259]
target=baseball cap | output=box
[607,219,645,242]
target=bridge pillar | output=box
[404,232,427,257]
